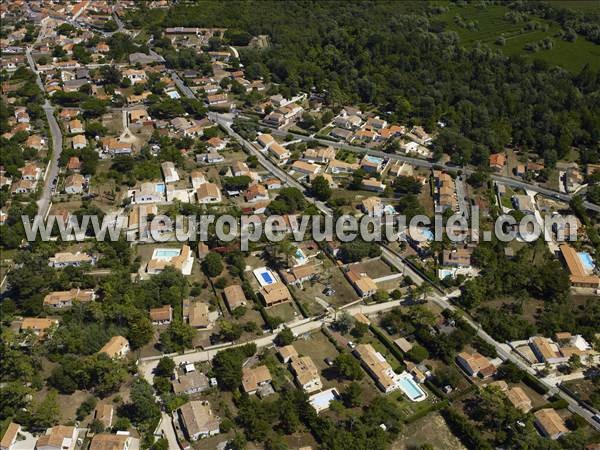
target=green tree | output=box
[311,175,332,201]
[203,252,223,277]
[333,353,364,380]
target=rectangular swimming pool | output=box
[155,183,166,193]
[578,252,595,272]
[253,267,277,287]
[398,372,427,402]
[153,248,181,259]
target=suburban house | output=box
[149,305,173,325]
[242,365,273,396]
[456,351,496,378]
[99,336,130,359]
[512,194,536,215]
[102,137,132,155]
[173,371,210,395]
[301,147,336,164]
[64,174,85,194]
[222,285,248,311]
[410,126,431,145]
[361,178,386,192]
[291,160,321,176]
[280,264,317,287]
[20,318,58,339]
[161,161,179,183]
[290,355,323,393]
[93,404,114,429]
[244,184,269,203]
[43,288,95,309]
[559,243,600,289]
[433,171,457,212]
[35,425,77,450]
[66,156,81,172]
[489,153,506,171]
[278,345,299,364]
[354,344,403,393]
[196,182,222,204]
[21,163,41,181]
[123,68,147,84]
[442,247,473,268]
[345,267,377,298]
[146,245,194,276]
[183,300,214,329]
[49,252,95,268]
[207,93,228,106]
[69,119,84,133]
[534,408,569,440]
[89,433,136,450]
[177,400,220,441]
[0,423,20,450]
[259,282,292,307]
[268,142,290,162]
[72,134,87,149]
[257,133,275,149]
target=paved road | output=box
[26,48,63,219]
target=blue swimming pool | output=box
[155,183,166,193]
[364,155,383,164]
[578,252,595,271]
[261,271,274,284]
[154,248,181,259]
[398,372,427,402]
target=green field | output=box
[433,3,600,72]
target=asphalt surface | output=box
[26,48,63,218]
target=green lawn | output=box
[434,3,600,72]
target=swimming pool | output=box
[578,252,595,272]
[398,372,427,402]
[153,248,181,259]
[155,183,166,194]
[253,267,277,287]
[364,155,383,164]
[294,248,307,266]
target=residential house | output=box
[360,155,385,173]
[278,345,299,364]
[222,285,247,311]
[43,288,95,309]
[35,425,77,450]
[20,318,58,339]
[99,336,130,359]
[173,371,210,395]
[0,423,20,450]
[559,244,600,289]
[64,174,85,194]
[184,301,213,329]
[264,178,282,189]
[330,127,354,142]
[410,126,432,145]
[129,108,149,124]
[72,134,87,149]
[207,137,226,151]
[102,137,132,155]
[433,171,457,212]
[512,194,536,215]
[177,401,220,441]
[280,264,317,287]
[93,404,114,429]
[456,351,497,378]
[207,93,228,106]
[49,252,95,268]
[259,282,292,307]
[196,182,222,204]
[21,163,41,181]
[366,117,387,130]
[345,267,377,298]
[66,156,81,172]
[257,133,275,149]
[89,434,137,450]
[290,356,323,393]
[244,184,269,203]
[149,305,173,325]
[327,159,359,175]
[291,160,321,176]
[361,178,386,193]
[190,170,207,190]
[354,344,403,393]
[268,142,290,162]
[442,247,473,268]
[242,365,273,395]
[26,134,45,150]
[69,119,84,133]
[489,153,506,172]
[123,68,147,84]
[147,245,194,276]
[394,337,414,353]
[301,147,336,164]
[161,161,179,183]
[534,408,569,440]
